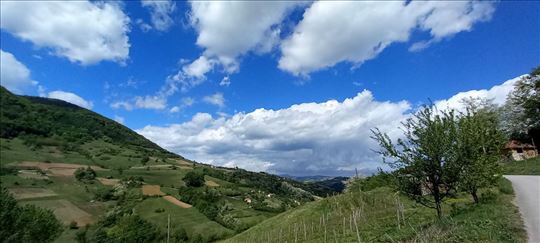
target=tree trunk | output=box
[433,180,443,219]
[435,201,442,219]
[471,189,479,204]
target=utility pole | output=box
[167,214,170,243]
[355,168,359,179]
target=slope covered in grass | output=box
[223,178,526,243]
[502,157,540,175]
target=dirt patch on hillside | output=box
[9,188,58,200]
[17,170,49,180]
[142,185,165,196]
[131,164,173,170]
[14,161,106,177]
[205,180,220,187]
[172,158,193,166]
[97,177,120,186]
[163,195,192,208]
[25,199,94,226]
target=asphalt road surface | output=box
[505,175,540,243]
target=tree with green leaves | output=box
[0,186,63,242]
[372,105,461,218]
[107,215,162,242]
[457,98,506,203]
[74,167,96,182]
[183,171,205,187]
[141,156,150,166]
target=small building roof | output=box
[505,140,536,149]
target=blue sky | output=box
[1,1,538,176]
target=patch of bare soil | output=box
[142,185,165,196]
[8,188,58,200]
[17,170,49,180]
[171,158,193,166]
[163,195,192,208]
[96,177,120,186]
[205,180,220,187]
[14,161,106,176]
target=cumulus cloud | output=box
[137,75,521,176]
[0,50,37,94]
[0,1,130,65]
[138,90,410,175]
[181,1,301,80]
[435,76,522,112]
[279,1,495,75]
[182,56,216,79]
[47,91,93,109]
[203,93,225,108]
[141,0,176,31]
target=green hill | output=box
[222,178,526,243]
[0,86,338,242]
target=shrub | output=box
[74,167,96,182]
[154,208,165,213]
[183,171,205,187]
[70,221,79,229]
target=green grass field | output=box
[502,156,540,175]
[134,197,233,241]
[222,178,526,243]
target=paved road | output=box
[505,175,540,243]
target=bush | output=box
[183,171,205,187]
[172,227,188,242]
[1,187,63,242]
[74,167,96,182]
[107,215,162,242]
[154,208,165,213]
[70,221,79,229]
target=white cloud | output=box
[110,101,134,111]
[435,76,522,112]
[169,97,195,113]
[134,95,167,110]
[219,76,231,87]
[47,90,93,109]
[203,93,225,108]
[279,1,495,75]
[0,50,37,94]
[138,90,410,175]
[0,1,130,65]
[110,95,167,111]
[182,56,216,79]
[137,75,520,176]
[141,0,176,31]
[114,115,125,124]
[186,1,302,77]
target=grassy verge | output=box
[222,178,526,242]
[502,157,540,175]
